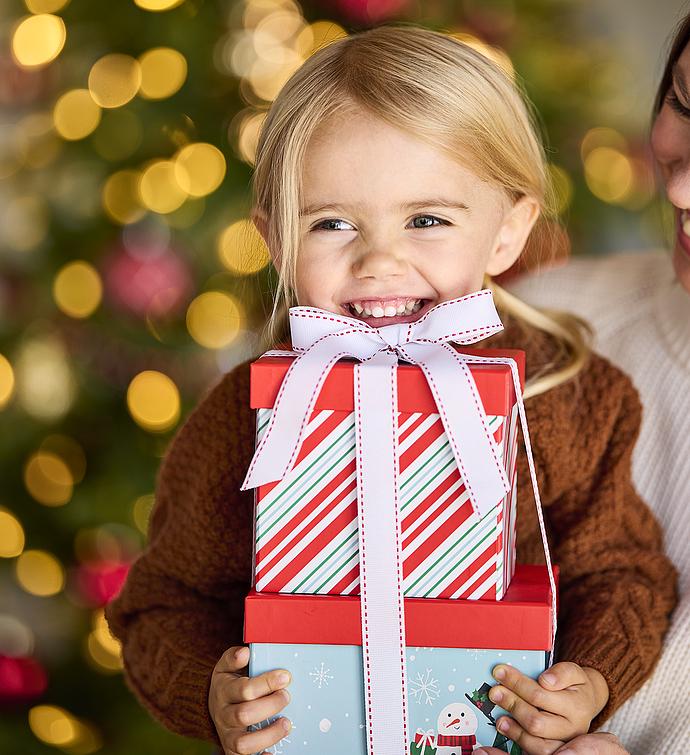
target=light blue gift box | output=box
[246,564,555,754]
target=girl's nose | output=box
[352,246,407,279]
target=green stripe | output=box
[400,455,455,512]
[292,528,359,593]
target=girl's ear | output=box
[485,196,540,277]
[251,208,282,272]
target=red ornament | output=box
[332,0,410,24]
[103,242,194,319]
[0,656,48,705]
[75,561,130,607]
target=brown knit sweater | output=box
[105,319,677,745]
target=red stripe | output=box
[292,410,352,466]
[330,564,360,595]
[445,544,499,600]
[260,503,358,592]
[401,470,463,547]
[403,499,475,578]
[399,417,444,473]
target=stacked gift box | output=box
[242,346,556,754]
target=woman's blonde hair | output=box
[251,23,590,398]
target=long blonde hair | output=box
[251,24,590,399]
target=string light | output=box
[15,335,76,421]
[11,14,66,69]
[28,705,102,753]
[0,510,25,558]
[24,451,74,506]
[584,146,634,205]
[138,160,188,214]
[126,371,180,432]
[15,550,65,596]
[0,354,15,409]
[174,143,226,197]
[217,218,270,275]
[25,0,70,12]
[138,47,187,99]
[53,261,103,319]
[85,609,122,673]
[133,0,185,10]
[88,54,142,109]
[186,291,243,349]
[53,89,102,141]
[102,169,145,225]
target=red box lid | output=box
[250,347,525,417]
[244,564,556,651]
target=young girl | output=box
[105,25,676,755]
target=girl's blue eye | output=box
[410,215,447,228]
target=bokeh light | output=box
[451,31,514,78]
[0,354,15,409]
[230,109,266,165]
[91,109,143,162]
[138,160,188,214]
[138,47,187,100]
[126,371,180,432]
[0,195,50,253]
[53,261,103,318]
[0,510,25,558]
[133,0,185,10]
[15,550,65,596]
[295,20,348,57]
[132,493,155,534]
[40,435,87,484]
[53,89,102,141]
[28,705,102,753]
[186,291,243,349]
[584,146,634,205]
[548,164,574,215]
[25,0,70,12]
[0,614,34,657]
[11,14,66,69]
[88,54,142,109]
[102,169,145,225]
[15,335,76,421]
[24,451,74,506]
[218,218,270,275]
[85,609,122,673]
[174,143,226,197]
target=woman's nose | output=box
[352,246,407,279]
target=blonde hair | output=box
[251,24,590,399]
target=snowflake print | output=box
[409,668,440,705]
[466,648,484,661]
[309,661,334,689]
[250,719,292,753]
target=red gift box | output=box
[250,348,525,600]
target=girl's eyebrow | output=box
[672,63,690,103]
[299,198,470,217]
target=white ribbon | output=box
[414,728,436,750]
[241,290,558,754]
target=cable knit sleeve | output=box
[105,360,255,744]
[517,354,678,730]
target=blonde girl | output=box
[106,24,676,755]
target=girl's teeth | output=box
[364,307,372,316]
[384,305,397,317]
[353,302,363,314]
[396,303,406,314]
[349,298,426,318]
[371,306,385,317]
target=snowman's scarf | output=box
[436,733,476,750]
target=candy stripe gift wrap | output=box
[249,348,524,600]
[245,564,557,755]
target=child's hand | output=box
[487,662,609,755]
[208,646,292,755]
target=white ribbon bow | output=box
[241,290,557,755]
[414,728,437,750]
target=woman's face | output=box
[651,40,690,293]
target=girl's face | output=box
[263,108,538,326]
[651,40,690,293]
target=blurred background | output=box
[0,0,687,753]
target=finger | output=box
[227,668,291,703]
[488,686,572,740]
[492,665,567,715]
[495,715,564,755]
[222,688,291,729]
[222,716,291,755]
[539,662,588,691]
[215,646,250,675]
[554,732,629,755]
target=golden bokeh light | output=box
[126,370,180,432]
[132,493,155,534]
[11,14,66,69]
[580,127,628,160]
[295,20,348,57]
[102,169,145,225]
[138,160,188,214]
[186,291,243,350]
[53,89,102,141]
[28,705,102,753]
[15,550,65,596]
[584,146,634,205]
[2,195,50,252]
[0,354,15,409]
[85,609,122,672]
[232,110,266,165]
[0,510,25,558]
[218,218,270,275]
[25,0,70,12]
[248,54,303,102]
[451,31,514,78]
[164,196,205,229]
[134,0,185,10]
[88,54,142,109]
[548,164,574,215]
[24,451,74,506]
[0,614,34,656]
[138,47,187,100]
[21,112,62,169]
[15,335,76,421]
[40,435,87,484]
[53,261,103,319]
[174,143,226,197]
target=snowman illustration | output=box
[435,702,480,755]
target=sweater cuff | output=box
[556,631,644,730]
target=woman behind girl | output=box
[105,25,676,755]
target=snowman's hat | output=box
[465,683,497,722]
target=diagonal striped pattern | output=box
[253,402,518,599]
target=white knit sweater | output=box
[509,251,689,753]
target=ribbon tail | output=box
[400,342,509,519]
[354,356,408,755]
